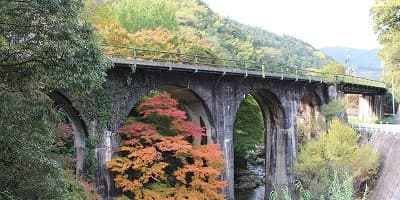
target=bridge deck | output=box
[113,58,324,82]
[106,46,386,95]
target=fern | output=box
[295,180,312,200]
[270,174,362,200]
[269,191,278,200]
[283,187,292,200]
[327,172,354,200]
[362,184,369,200]
[342,173,354,200]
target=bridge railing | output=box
[102,45,386,89]
[352,123,400,135]
[334,75,386,88]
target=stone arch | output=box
[233,89,288,198]
[125,85,217,144]
[48,90,88,179]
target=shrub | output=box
[295,119,379,197]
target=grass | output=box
[348,116,378,124]
[375,116,396,124]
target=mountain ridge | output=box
[320,46,382,80]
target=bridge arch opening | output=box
[48,91,88,180]
[233,89,286,199]
[110,85,219,197]
[126,85,217,144]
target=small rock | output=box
[255,158,265,165]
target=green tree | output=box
[0,89,92,199]
[295,119,379,198]
[371,0,400,102]
[116,0,179,33]
[320,61,346,75]
[0,0,110,94]
[320,100,347,122]
[233,94,264,166]
[0,0,110,198]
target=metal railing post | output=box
[262,64,265,78]
[168,53,173,71]
[194,55,198,73]
[131,48,137,72]
[245,62,248,78]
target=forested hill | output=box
[87,0,331,69]
[180,0,331,68]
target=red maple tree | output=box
[107,93,226,199]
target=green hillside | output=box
[87,0,331,69]
[179,0,331,68]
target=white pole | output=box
[392,76,395,116]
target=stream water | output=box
[235,163,266,200]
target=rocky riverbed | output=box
[235,157,266,199]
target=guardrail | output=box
[352,123,400,135]
[101,45,386,89]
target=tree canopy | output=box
[371,0,400,101]
[0,0,110,94]
[320,61,346,75]
[116,0,179,32]
[0,0,110,198]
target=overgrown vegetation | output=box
[371,0,400,104]
[0,0,110,198]
[295,99,379,199]
[296,119,379,197]
[233,94,265,167]
[376,116,396,124]
[107,93,226,199]
[321,99,347,122]
[270,172,369,200]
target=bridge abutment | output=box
[359,94,384,121]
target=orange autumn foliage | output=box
[99,27,221,62]
[138,93,187,120]
[107,93,226,199]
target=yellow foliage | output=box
[84,0,220,63]
[296,119,379,195]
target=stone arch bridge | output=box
[50,50,386,199]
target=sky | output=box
[201,0,380,50]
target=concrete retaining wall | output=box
[367,133,400,200]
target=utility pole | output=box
[392,76,396,116]
[345,50,350,75]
